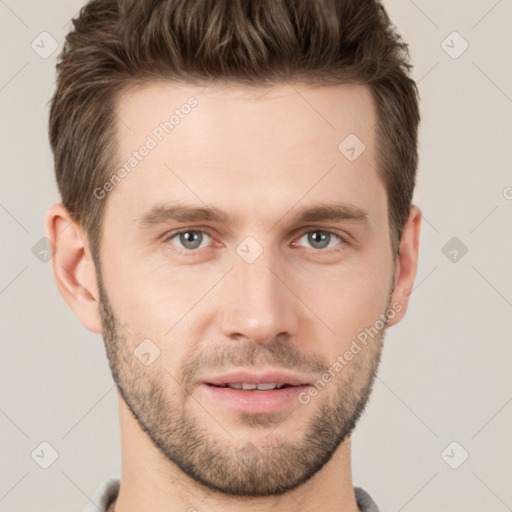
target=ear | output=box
[45,203,103,334]
[387,205,422,327]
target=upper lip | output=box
[202,369,311,387]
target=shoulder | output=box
[354,486,381,512]
[82,475,120,512]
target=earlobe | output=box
[45,204,103,334]
[387,205,422,327]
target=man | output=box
[46,0,421,510]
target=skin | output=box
[46,81,421,512]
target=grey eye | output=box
[297,231,341,250]
[169,231,211,250]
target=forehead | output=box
[115,80,376,152]
[106,81,383,229]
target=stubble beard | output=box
[96,267,387,496]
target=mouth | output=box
[207,382,295,391]
[200,370,312,414]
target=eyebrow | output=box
[134,201,369,229]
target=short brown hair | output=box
[49,0,419,258]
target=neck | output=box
[113,396,360,512]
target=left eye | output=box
[295,230,343,250]
[167,230,212,251]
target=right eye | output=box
[166,230,214,252]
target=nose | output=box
[218,250,300,345]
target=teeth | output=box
[256,383,280,390]
[225,383,284,390]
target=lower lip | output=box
[201,384,309,414]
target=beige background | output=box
[1,1,511,510]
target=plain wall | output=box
[1,1,511,510]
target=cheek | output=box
[101,251,208,345]
[298,259,392,353]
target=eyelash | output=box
[164,228,349,256]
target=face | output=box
[95,81,398,496]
